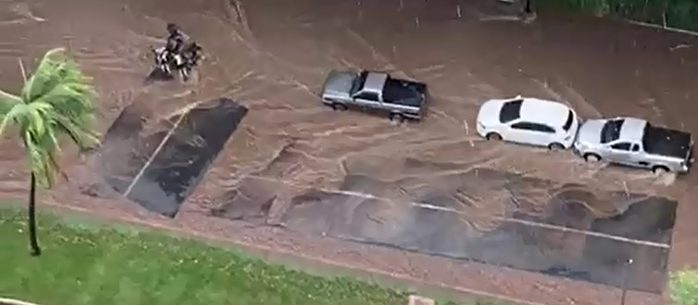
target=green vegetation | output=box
[536,0,698,31]
[0,48,97,256]
[0,207,509,305]
[669,269,698,305]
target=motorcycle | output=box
[178,42,203,82]
[151,46,190,81]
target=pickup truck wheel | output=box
[548,143,565,151]
[652,165,670,175]
[486,133,502,141]
[331,103,348,111]
[390,113,405,123]
[583,153,601,162]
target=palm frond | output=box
[0,89,22,120]
[32,125,61,186]
[0,88,22,105]
[0,103,26,137]
[4,102,61,187]
[23,48,98,150]
[0,47,97,187]
[21,48,71,102]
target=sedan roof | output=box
[511,98,572,127]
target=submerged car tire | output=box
[331,103,348,111]
[485,133,502,141]
[390,113,405,123]
[583,153,601,162]
[652,165,670,175]
[548,143,565,151]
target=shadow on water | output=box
[213,163,677,293]
[100,98,248,217]
[144,68,175,85]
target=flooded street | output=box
[2,0,698,304]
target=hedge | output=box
[535,0,698,32]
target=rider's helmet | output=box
[166,23,179,35]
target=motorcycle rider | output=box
[164,23,189,66]
[151,23,202,80]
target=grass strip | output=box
[0,207,507,305]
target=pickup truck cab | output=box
[574,117,694,174]
[320,70,428,122]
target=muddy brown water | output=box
[2,0,698,304]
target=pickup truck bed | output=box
[643,125,693,159]
[382,78,427,107]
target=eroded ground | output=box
[2,0,698,304]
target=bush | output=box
[669,269,698,305]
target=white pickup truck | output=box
[574,117,694,174]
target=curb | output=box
[409,295,436,305]
[625,20,698,37]
[0,298,41,305]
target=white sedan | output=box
[476,96,580,150]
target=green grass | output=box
[0,207,506,305]
[669,269,698,305]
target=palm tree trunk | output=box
[28,173,41,256]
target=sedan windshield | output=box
[499,99,523,123]
[601,119,623,144]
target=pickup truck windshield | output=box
[350,71,368,95]
[562,110,574,131]
[601,119,623,144]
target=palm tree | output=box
[0,48,97,256]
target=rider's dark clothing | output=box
[166,30,186,55]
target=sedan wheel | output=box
[583,153,601,162]
[486,133,502,141]
[548,143,565,151]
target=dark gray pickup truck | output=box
[320,70,428,122]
